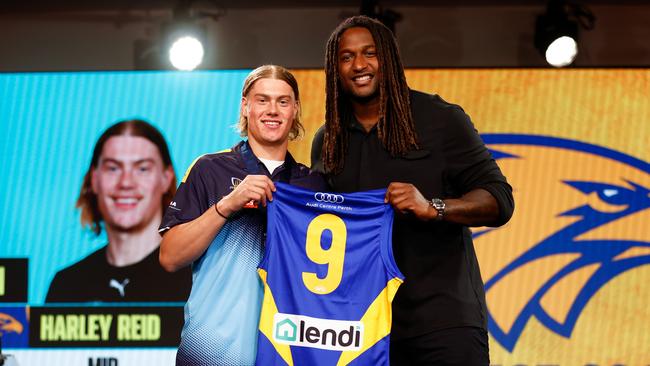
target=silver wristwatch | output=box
[430,198,445,221]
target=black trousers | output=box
[390,326,490,366]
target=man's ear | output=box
[241,96,249,118]
[162,166,174,191]
[294,100,300,120]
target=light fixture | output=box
[165,22,205,71]
[162,0,223,71]
[534,0,595,68]
[132,1,222,70]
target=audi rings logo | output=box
[314,192,345,203]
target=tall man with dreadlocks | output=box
[311,16,514,365]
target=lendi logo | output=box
[273,313,363,351]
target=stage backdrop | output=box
[1,69,648,365]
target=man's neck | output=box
[247,139,288,161]
[105,217,161,267]
[350,97,380,133]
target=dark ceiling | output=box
[2,0,648,14]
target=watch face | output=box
[431,198,445,220]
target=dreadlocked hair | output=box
[323,15,418,175]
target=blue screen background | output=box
[0,70,251,303]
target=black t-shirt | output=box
[46,246,191,303]
[311,89,514,339]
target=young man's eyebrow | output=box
[252,93,292,99]
[99,157,155,165]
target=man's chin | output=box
[256,137,290,146]
[106,219,145,234]
[349,90,379,104]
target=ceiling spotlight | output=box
[164,19,206,71]
[163,0,220,71]
[545,36,578,68]
[169,34,204,71]
[133,0,222,70]
[534,0,595,67]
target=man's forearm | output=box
[442,188,501,227]
[159,204,227,272]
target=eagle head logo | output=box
[0,311,24,335]
[475,134,650,352]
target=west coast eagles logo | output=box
[0,308,28,348]
[230,177,242,190]
[474,134,650,352]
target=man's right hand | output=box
[217,175,276,217]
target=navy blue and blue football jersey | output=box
[256,182,403,366]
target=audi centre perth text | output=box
[306,192,352,212]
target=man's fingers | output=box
[391,195,411,210]
[263,181,274,203]
[236,175,279,207]
[388,182,428,215]
[248,179,275,205]
[386,182,404,202]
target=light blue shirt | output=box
[177,214,265,365]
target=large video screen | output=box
[1,69,648,365]
[0,70,249,365]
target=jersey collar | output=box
[239,140,294,183]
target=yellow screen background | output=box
[289,69,650,365]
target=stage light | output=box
[164,18,206,71]
[534,0,595,67]
[162,0,223,71]
[169,34,204,71]
[545,36,578,68]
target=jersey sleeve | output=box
[159,156,212,233]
